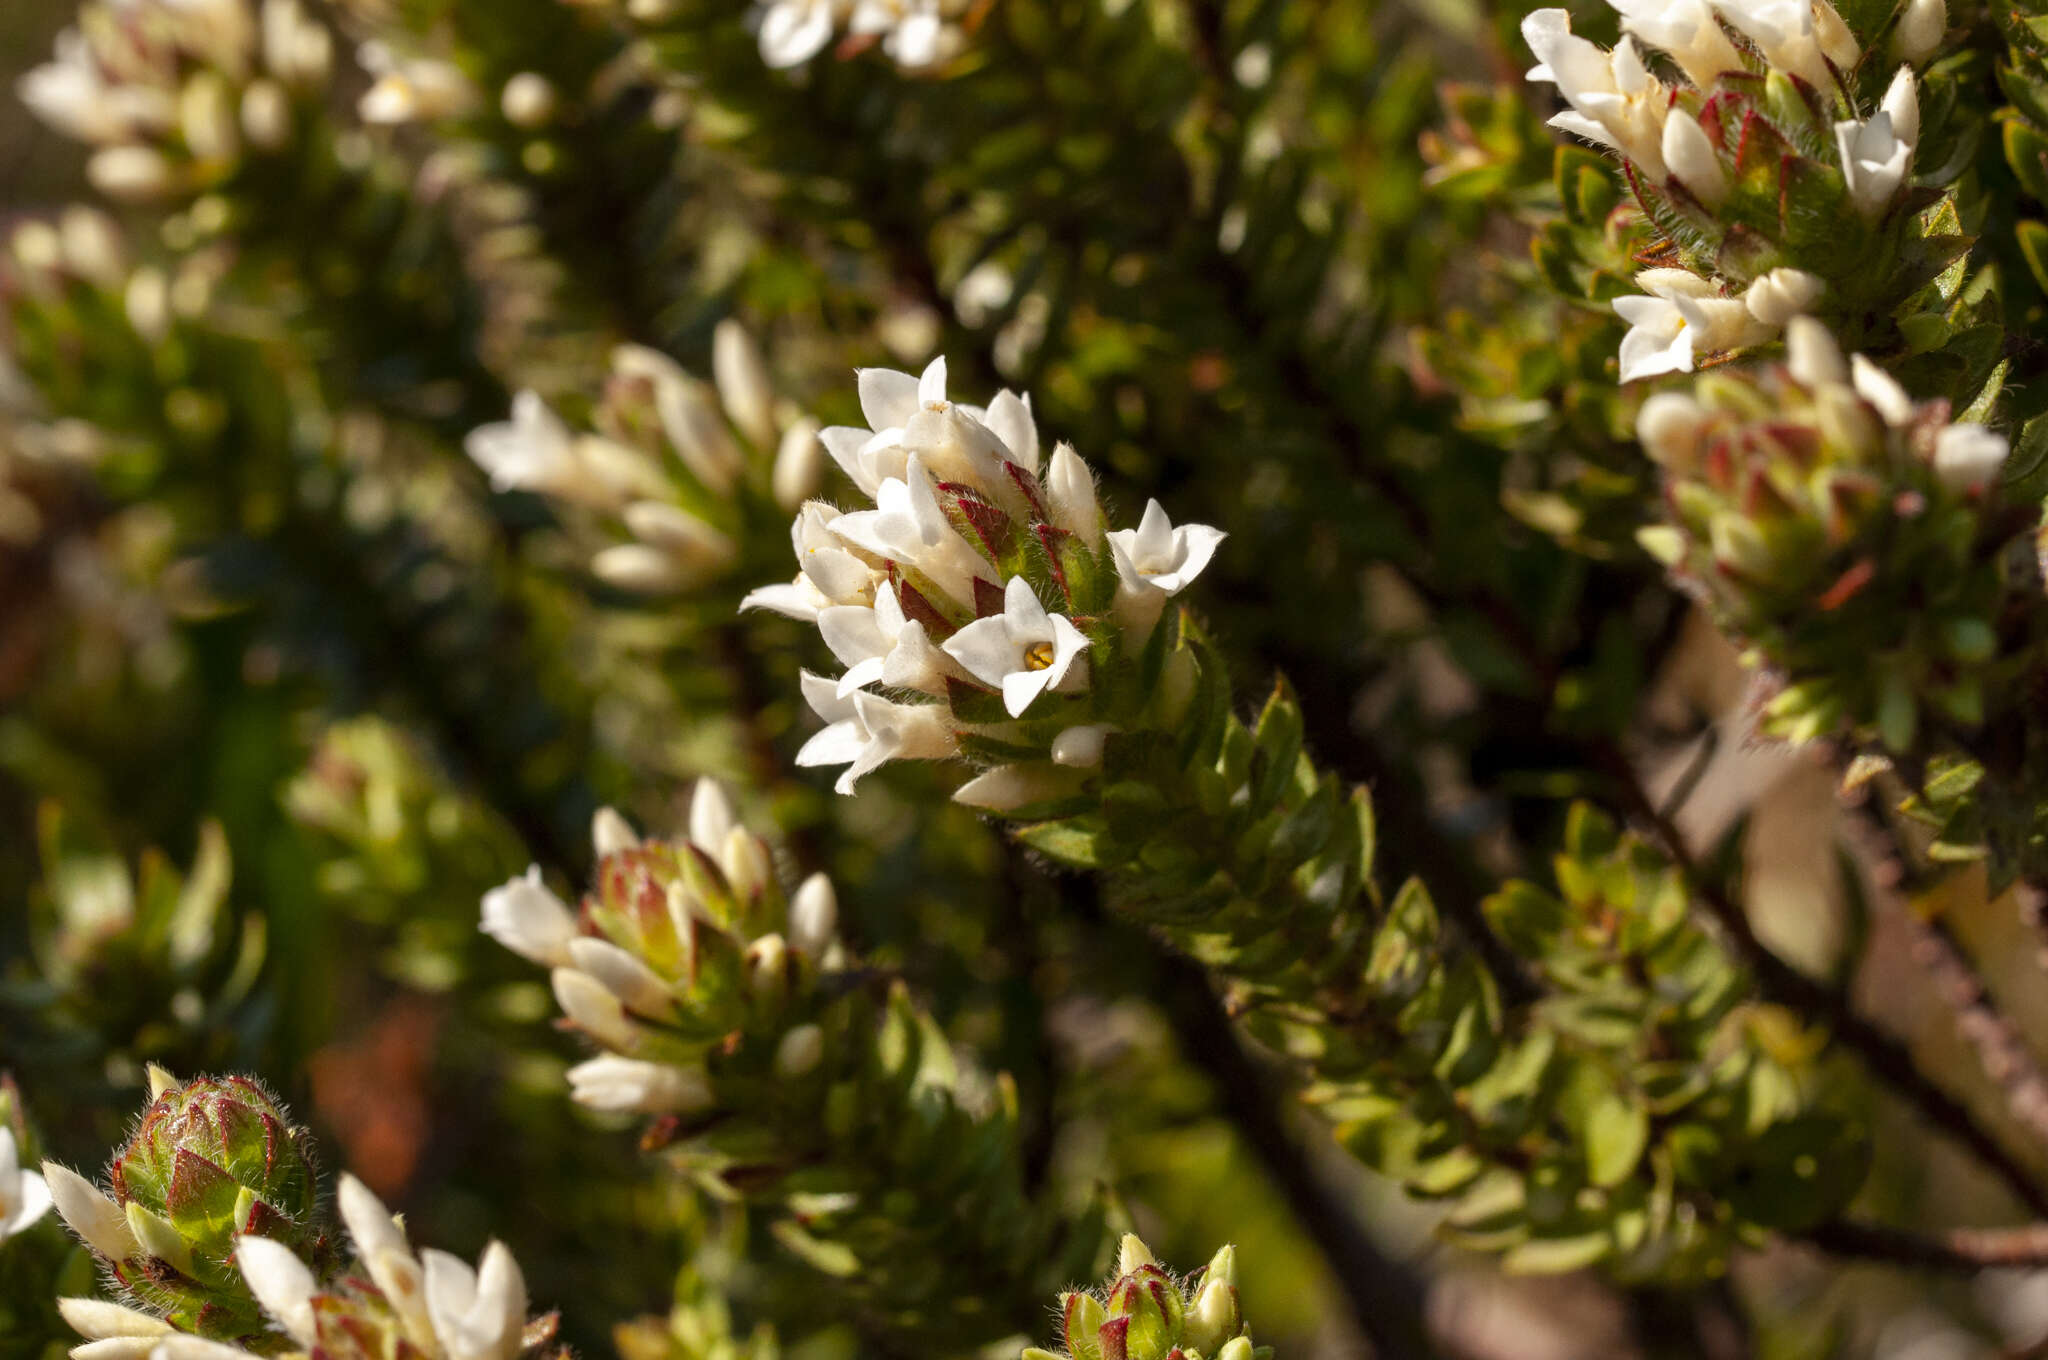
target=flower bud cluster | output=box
[19,0,335,203]
[43,1071,322,1342]
[1633,318,2016,750]
[1023,1236,1262,1360]
[60,1166,552,1360]
[466,323,823,597]
[1522,0,1938,381]
[702,0,974,72]
[742,357,1223,804]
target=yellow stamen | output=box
[1023,641,1056,671]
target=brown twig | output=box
[1804,1218,2048,1273]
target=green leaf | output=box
[1016,816,1127,870]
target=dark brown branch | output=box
[1803,1218,2048,1273]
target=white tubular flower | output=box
[1895,0,1945,62]
[1742,267,1825,325]
[1614,269,1771,381]
[1661,113,1728,205]
[337,1174,435,1349]
[467,392,604,505]
[1714,0,1849,88]
[43,1163,138,1260]
[592,806,640,859]
[1045,443,1104,546]
[795,671,959,794]
[941,577,1091,717]
[551,967,646,1051]
[818,584,958,697]
[422,1243,526,1360]
[1106,500,1227,597]
[712,320,779,449]
[1610,0,1744,89]
[740,503,882,620]
[567,938,675,1018]
[1833,67,1918,219]
[788,873,838,956]
[756,0,840,68]
[772,417,825,511]
[1850,354,1917,425]
[234,1237,318,1348]
[479,866,579,968]
[611,345,745,495]
[1933,424,2009,493]
[0,1129,50,1243]
[59,1300,170,1343]
[829,456,998,607]
[1521,11,1670,177]
[566,1056,713,1115]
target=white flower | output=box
[592,806,640,858]
[1850,353,1916,425]
[337,1174,436,1351]
[1106,499,1226,597]
[1045,443,1103,547]
[1714,0,1855,88]
[823,357,1038,498]
[1834,71,1915,218]
[818,583,958,697]
[1894,0,1945,62]
[1609,0,1744,89]
[20,31,176,145]
[1613,269,1770,381]
[422,1242,527,1360]
[795,671,959,794]
[43,1163,138,1260]
[740,502,882,620]
[479,866,579,968]
[235,1237,317,1348]
[828,455,998,607]
[1785,315,1847,386]
[566,1055,713,1115]
[952,763,1088,810]
[1522,11,1670,177]
[849,0,966,67]
[1661,112,1727,205]
[358,58,477,126]
[1933,424,2009,493]
[150,1340,255,1360]
[1742,267,1824,325]
[941,576,1090,717]
[611,345,745,494]
[466,392,600,503]
[0,1129,50,1244]
[756,0,841,67]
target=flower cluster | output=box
[1634,318,2014,750]
[480,781,842,1118]
[466,323,823,596]
[59,1172,545,1360]
[1022,1236,1261,1360]
[742,358,1223,802]
[1521,0,1937,381]
[19,0,334,203]
[749,0,974,71]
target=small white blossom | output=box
[421,1242,526,1360]
[1742,267,1824,325]
[1661,113,1727,205]
[818,583,957,697]
[756,0,841,67]
[0,1129,50,1244]
[1045,443,1103,546]
[592,806,640,858]
[1609,0,1743,90]
[795,671,959,794]
[611,345,745,494]
[337,1174,435,1351]
[1895,0,1945,62]
[1522,11,1670,177]
[712,320,779,449]
[1835,69,1917,218]
[941,577,1090,717]
[479,866,579,968]
[1613,269,1771,382]
[566,1056,713,1114]
[1715,0,1856,88]
[1107,500,1227,597]
[566,937,676,1018]
[740,502,882,620]
[1785,315,1848,386]
[952,763,1087,811]
[466,392,629,507]
[829,455,998,607]
[1850,354,1917,425]
[772,417,826,511]
[1933,424,2009,493]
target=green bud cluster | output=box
[1002,621,1857,1278]
[1024,1236,1261,1360]
[100,1071,327,1340]
[1631,340,2033,756]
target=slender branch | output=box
[1597,744,2048,1220]
[1803,1218,2048,1273]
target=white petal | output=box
[58,1300,170,1342]
[857,367,922,431]
[941,615,1021,689]
[982,390,1039,472]
[688,780,736,855]
[235,1237,318,1347]
[917,355,948,408]
[479,866,578,967]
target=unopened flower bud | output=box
[500,73,557,129]
[593,543,691,593]
[713,320,779,449]
[743,934,791,1006]
[1882,64,1921,151]
[1636,392,1707,470]
[623,501,736,566]
[1895,0,1945,63]
[719,827,773,904]
[1743,268,1823,326]
[566,1055,711,1114]
[1184,1275,1242,1355]
[180,74,240,166]
[551,967,645,1051]
[88,148,176,203]
[235,1237,317,1347]
[1217,1337,1255,1360]
[1851,354,1916,426]
[44,1164,139,1260]
[58,207,124,288]
[1051,724,1112,769]
[688,779,736,854]
[592,806,640,859]
[953,763,1087,812]
[788,873,837,957]
[58,1299,170,1342]
[126,269,171,345]
[1662,114,1726,206]
[1046,442,1103,547]
[126,1202,194,1274]
[772,416,825,510]
[773,1023,825,1079]
[1933,423,2008,493]
[1785,316,1847,387]
[241,80,293,151]
[567,937,676,1018]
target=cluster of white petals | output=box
[57,1176,529,1360]
[19,0,332,200]
[746,357,1224,797]
[753,0,971,71]
[464,322,823,594]
[1614,266,1823,382]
